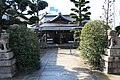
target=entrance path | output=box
[23,48,101,80]
[2,48,119,80]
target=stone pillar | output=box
[0,33,16,78]
[101,30,120,74]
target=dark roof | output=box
[47,12,72,23]
[46,14,70,17]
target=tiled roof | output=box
[40,26,82,31]
[40,23,79,27]
[44,12,73,23]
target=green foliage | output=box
[80,20,108,69]
[70,0,91,26]
[38,1,48,10]
[73,29,81,46]
[29,16,39,23]
[7,25,40,71]
[28,0,48,24]
[0,0,48,37]
[6,8,17,16]
[29,0,48,12]
[115,26,120,35]
[70,0,91,47]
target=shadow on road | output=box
[1,47,118,80]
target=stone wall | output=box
[101,30,120,74]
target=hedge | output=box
[79,20,109,69]
[7,25,40,71]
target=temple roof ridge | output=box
[47,12,72,23]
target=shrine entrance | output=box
[54,31,60,44]
[53,31,66,44]
[53,30,73,44]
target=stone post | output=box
[0,32,16,78]
[101,30,120,74]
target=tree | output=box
[80,20,109,69]
[0,0,48,37]
[115,26,120,35]
[70,0,91,46]
[28,0,48,25]
[100,0,115,26]
[70,0,91,26]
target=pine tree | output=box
[0,0,48,37]
[70,0,91,46]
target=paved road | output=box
[2,48,113,80]
[24,48,96,80]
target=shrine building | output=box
[39,12,82,44]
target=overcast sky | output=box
[44,0,104,20]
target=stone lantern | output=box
[0,32,16,78]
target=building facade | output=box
[39,13,81,44]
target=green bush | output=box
[7,25,40,71]
[115,26,120,35]
[73,29,81,47]
[79,20,108,69]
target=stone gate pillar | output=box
[0,32,16,78]
[101,30,120,74]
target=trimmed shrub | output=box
[7,25,40,71]
[115,26,120,35]
[79,20,108,69]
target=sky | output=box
[44,0,104,20]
